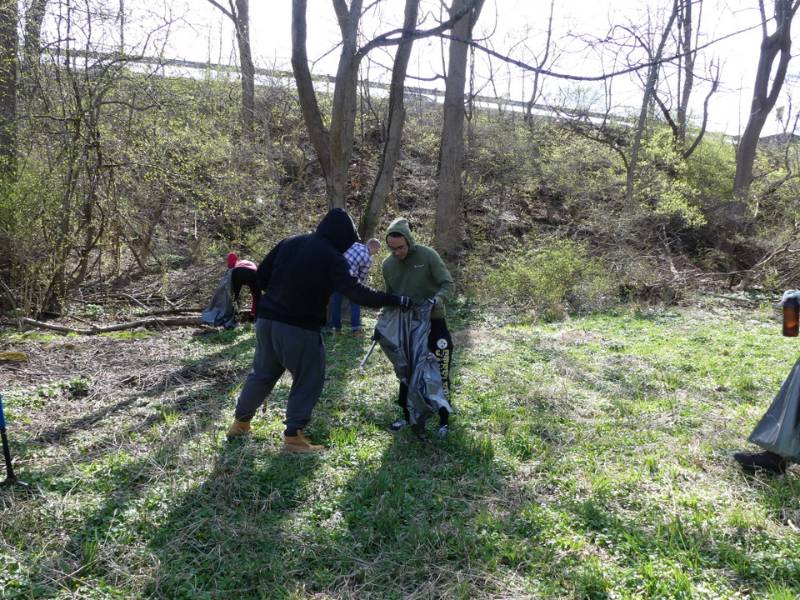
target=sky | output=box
[70,0,800,137]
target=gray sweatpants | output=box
[234,318,325,430]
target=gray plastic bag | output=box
[375,301,452,426]
[201,270,237,329]
[748,357,800,460]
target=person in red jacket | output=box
[226,252,260,317]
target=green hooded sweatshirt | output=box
[382,218,454,319]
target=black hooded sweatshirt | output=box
[256,208,401,331]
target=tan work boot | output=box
[283,429,325,453]
[226,419,251,440]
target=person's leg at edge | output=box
[389,382,410,431]
[350,301,362,335]
[229,319,285,438]
[274,321,326,452]
[733,449,788,474]
[329,292,343,332]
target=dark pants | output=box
[397,318,454,425]
[329,292,361,331]
[231,266,260,315]
[235,319,325,432]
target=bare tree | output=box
[291,0,332,194]
[359,0,420,239]
[651,0,720,158]
[206,0,255,135]
[676,0,698,147]
[434,0,485,261]
[625,0,679,206]
[734,0,800,195]
[292,0,482,209]
[753,95,800,201]
[29,0,176,312]
[0,0,17,181]
[524,0,556,126]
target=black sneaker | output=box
[733,451,788,474]
[389,419,408,432]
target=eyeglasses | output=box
[387,242,407,253]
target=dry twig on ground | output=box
[17,316,204,335]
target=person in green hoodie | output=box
[382,217,455,438]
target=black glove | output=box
[398,295,412,309]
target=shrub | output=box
[475,238,614,320]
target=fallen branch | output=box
[133,307,254,318]
[135,307,204,316]
[18,316,203,335]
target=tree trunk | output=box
[676,0,693,147]
[291,0,332,188]
[733,0,799,195]
[359,0,420,239]
[624,0,679,207]
[327,0,362,209]
[234,0,255,135]
[291,0,362,209]
[23,0,47,68]
[434,0,484,261]
[0,0,18,181]
[292,0,476,211]
[524,0,555,126]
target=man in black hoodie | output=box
[226,209,410,452]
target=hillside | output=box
[2,69,799,320]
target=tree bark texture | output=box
[676,0,693,147]
[359,0,420,239]
[234,0,255,135]
[206,0,256,136]
[434,0,484,261]
[734,0,799,195]
[0,0,17,180]
[291,0,332,190]
[23,0,47,68]
[327,0,363,209]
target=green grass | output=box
[1,304,799,598]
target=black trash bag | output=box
[201,270,237,329]
[748,357,800,461]
[375,301,452,427]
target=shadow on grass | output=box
[5,330,261,595]
[147,439,324,597]
[14,378,231,596]
[5,317,592,597]
[143,306,505,597]
[145,414,507,599]
[29,331,255,447]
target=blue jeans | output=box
[330,292,361,331]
